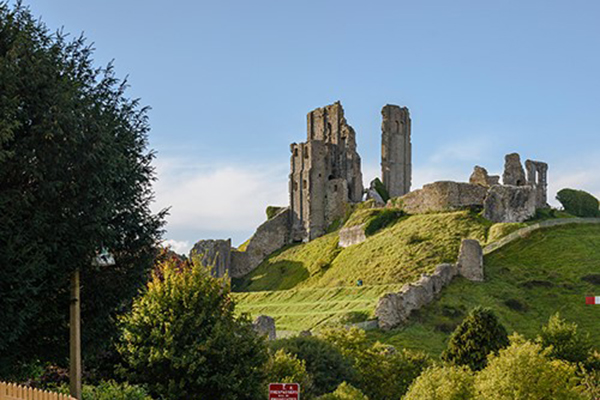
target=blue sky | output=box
[23,0,600,253]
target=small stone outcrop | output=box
[375,263,458,330]
[457,239,484,281]
[399,181,488,214]
[469,166,500,187]
[253,315,276,340]
[502,153,527,186]
[189,239,232,278]
[339,223,367,248]
[483,185,537,223]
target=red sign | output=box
[269,383,300,399]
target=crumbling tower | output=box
[290,102,363,242]
[381,105,412,198]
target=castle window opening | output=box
[294,148,298,157]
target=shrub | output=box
[81,381,153,400]
[404,365,475,400]
[317,382,368,400]
[320,327,430,400]
[266,206,285,220]
[371,178,390,203]
[265,349,313,398]
[118,262,268,400]
[364,209,404,236]
[556,189,600,218]
[442,307,509,371]
[271,336,355,397]
[536,313,593,365]
[54,381,153,400]
[353,344,430,400]
[475,335,585,400]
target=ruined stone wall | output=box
[290,102,363,242]
[483,185,537,223]
[189,239,232,278]
[230,207,291,278]
[398,181,488,214]
[376,240,484,330]
[525,160,549,208]
[381,105,412,198]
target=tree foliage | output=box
[118,261,268,400]
[320,327,430,400]
[404,365,475,400]
[537,313,594,366]
[442,307,509,371]
[0,1,165,376]
[265,349,313,399]
[556,189,600,218]
[271,336,355,397]
[317,382,368,400]
[474,335,585,400]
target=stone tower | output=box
[290,102,363,242]
[381,105,412,198]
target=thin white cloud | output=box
[162,239,191,255]
[152,157,288,251]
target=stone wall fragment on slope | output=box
[339,223,367,248]
[375,239,485,330]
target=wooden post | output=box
[69,269,81,399]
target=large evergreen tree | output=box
[0,2,165,376]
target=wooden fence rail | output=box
[0,382,75,400]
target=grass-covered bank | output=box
[234,210,490,292]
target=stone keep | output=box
[290,102,363,242]
[381,105,412,198]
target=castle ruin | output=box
[381,105,412,198]
[189,100,551,280]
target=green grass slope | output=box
[232,210,490,332]
[369,223,600,356]
[234,210,490,291]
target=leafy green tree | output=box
[475,335,585,400]
[321,327,430,400]
[118,261,268,400]
[0,1,165,376]
[271,336,355,397]
[442,307,509,371]
[556,189,600,218]
[404,365,475,400]
[537,313,593,365]
[317,382,368,400]
[265,349,313,399]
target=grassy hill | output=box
[232,207,600,355]
[369,223,600,355]
[232,210,490,331]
